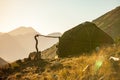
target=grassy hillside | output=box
[41,44,58,59]
[93,6,120,39]
[0,43,120,80]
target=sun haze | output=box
[0,0,120,34]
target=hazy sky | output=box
[0,0,120,34]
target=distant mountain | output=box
[0,32,3,35]
[9,27,61,51]
[0,33,27,62]
[8,27,37,36]
[93,6,120,39]
[0,57,8,67]
[0,27,61,62]
[47,32,62,36]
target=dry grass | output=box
[1,44,120,80]
[40,45,120,80]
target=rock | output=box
[109,56,120,61]
[57,22,114,57]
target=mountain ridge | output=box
[0,27,61,62]
[93,6,120,39]
[0,33,27,62]
[8,27,38,36]
[0,57,8,67]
